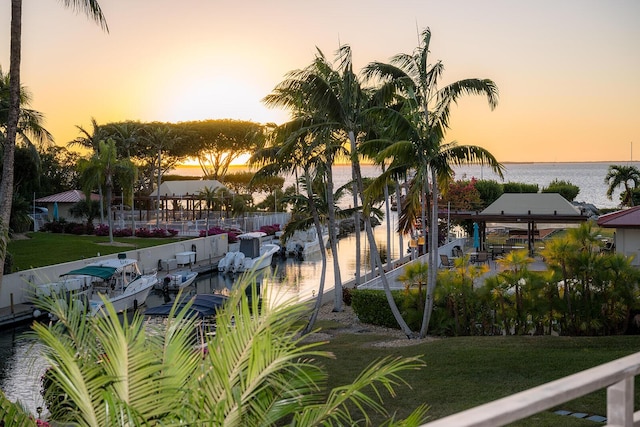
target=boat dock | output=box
[0,302,39,330]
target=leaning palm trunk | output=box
[420,166,440,337]
[348,131,414,337]
[302,174,329,334]
[0,0,22,287]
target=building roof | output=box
[35,190,100,203]
[475,193,587,223]
[597,206,640,228]
[149,180,227,198]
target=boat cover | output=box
[61,266,117,279]
[144,294,228,318]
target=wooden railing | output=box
[421,351,640,427]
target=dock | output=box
[0,302,40,330]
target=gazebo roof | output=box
[597,206,640,228]
[35,190,100,203]
[480,193,582,217]
[149,180,226,198]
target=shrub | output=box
[199,227,239,243]
[351,289,405,329]
[42,220,66,233]
[94,224,109,236]
[114,228,133,237]
[258,224,280,235]
[542,179,580,201]
[503,182,539,193]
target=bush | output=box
[42,220,66,233]
[94,224,109,236]
[542,179,580,201]
[351,289,405,329]
[199,227,239,243]
[503,182,539,193]
[258,224,280,235]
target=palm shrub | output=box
[26,275,428,426]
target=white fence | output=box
[421,351,640,427]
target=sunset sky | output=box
[1,0,638,163]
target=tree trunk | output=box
[0,0,23,288]
[383,165,392,271]
[156,147,161,227]
[420,167,439,338]
[352,170,361,286]
[302,170,328,334]
[326,160,343,312]
[348,131,414,338]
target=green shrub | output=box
[542,179,580,201]
[503,182,539,193]
[351,289,405,329]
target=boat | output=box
[36,256,158,317]
[155,270,198,291]
[217,232,281,274]
[283,227,329,259]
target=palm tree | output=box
[605,164,640,207]
[251,117,338,333]
[27,276,428,426]
[78,139,134,243]
[262,56,352,315]
[364,27,503,337]
[69,118,110,223]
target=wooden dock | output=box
[0,302,39,330]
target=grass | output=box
[8,232,637,426]
[7,232,187,271]
[316,319,639,426]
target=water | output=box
[183,161,625,209]
[0,215,400,416]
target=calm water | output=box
[0,161,624,415]
[187,161,626,209]
[0,216,400,416]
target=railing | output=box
[420,351,640,427]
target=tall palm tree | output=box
[108,121,142,232]
[262,57,351,315]
[78,139,134,243]
[251,117,337,333]
[26,276,428,426]
[605,164,640,207]
[0,0,107,292]
[364,27,503,337]
[69,117,110,223]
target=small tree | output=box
[542,179,580,201]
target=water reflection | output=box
[0,214,401,416]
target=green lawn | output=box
[317,319,640,426]
[7,232,187,271]
[7,233,638,426]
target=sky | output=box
[1,0,639,163]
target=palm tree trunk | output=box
[348,131,414,337]
[420,167,439,338]
[326,161,343,312]
[301,169,329,334]
[383,165,392,271]
[156,147,161,227]
[0,0,22,287]
[352,171,361,286]
[395,180,404,262]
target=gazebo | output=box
[472,193,590,254]
[148,180,228,221]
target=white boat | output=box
[218,232,280,274]
[36,256,158,317]
[155,270,198,291]
[284,227,329,259]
